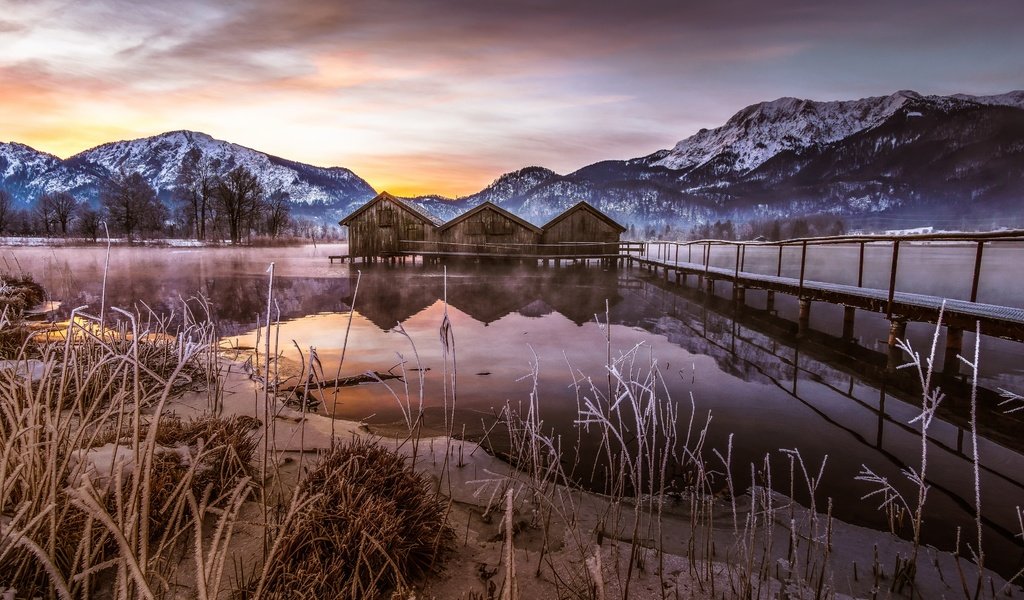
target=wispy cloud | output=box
[1,0,1022,195]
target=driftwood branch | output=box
[278,371,403,395]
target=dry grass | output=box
[0,272,45,355]
[0,291,245,599]
[253,438,454,599]
[0,273,45,313]
[92,413,261,505]
[84,414,261,548]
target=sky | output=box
[1,0,1022,197]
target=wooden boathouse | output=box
[338,191,443,262]
[541,201,627,257]
[436,202,541,256]
[338,195,636,265]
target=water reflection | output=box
[625,273,1024,576]
[9,245,1024,577]
[348,264,622,330]
[227,263,1024,577]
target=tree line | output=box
[621,216,846,242]
[691,216,846,241]
[0,148,333,243]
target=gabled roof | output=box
[540,201,626,233]
[339,191,444,227]
[395,196,445,226]
[439,201,543,234]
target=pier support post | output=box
[733,285,746,306]
[798,299,811,337]
[765,291,775,314]
[706,278,715,295]
[842,306,856,340]
[943,327,963,377]
[887,319,908,371]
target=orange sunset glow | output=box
[2,0,1023,197]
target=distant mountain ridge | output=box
[3,90,1023,230]
[650,90,1024,174]
[0,131,376,217]
[400,90,1024,228]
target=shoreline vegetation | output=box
[0,235,342,248]
[0,268,1022,599]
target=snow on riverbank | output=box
[164,359,1024,599]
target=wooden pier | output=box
[405,240,647,266]
[343,240,647,266]
[629,230,1024,372]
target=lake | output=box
[6,242,1024,576]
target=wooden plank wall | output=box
[541,209,621,256]
[348,197,438,259]
[441,206,538,255]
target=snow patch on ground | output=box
[67,443,194,494]
[0,236,216,247]
[0,359,47,382]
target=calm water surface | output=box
[7,243,1024,576]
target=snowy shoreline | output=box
[163,358,1023,599]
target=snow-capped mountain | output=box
[0,142,63,203]
[414,90,1024,228]
[0,131,376,214]
[4,90,1023,231]
[645,90,1019,175]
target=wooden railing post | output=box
[944,327,963,376]
[798,241,808,296]
[970,241,985,302]
[688,243,692,263]
[675,243,679,265]
[886,240,901,319]
[776,244,783,278]
[858,241,865,287]
[734,243,741,279]
[705,242,711,277]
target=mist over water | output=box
[8,243,1024,576]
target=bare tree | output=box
[78,207,101,242]
[9,209,32,235]
[43,191,78,235]
[101,170,164,240]
[34,194,55,236]
[176,148,219,240]
[264,189,291,239]
[0,189,11,234]
[215,166,263,244]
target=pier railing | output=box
[398,240,647,257]
[641,230,1024,315]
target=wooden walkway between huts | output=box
[348,240,647,265]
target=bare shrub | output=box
[255,438,454,599]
